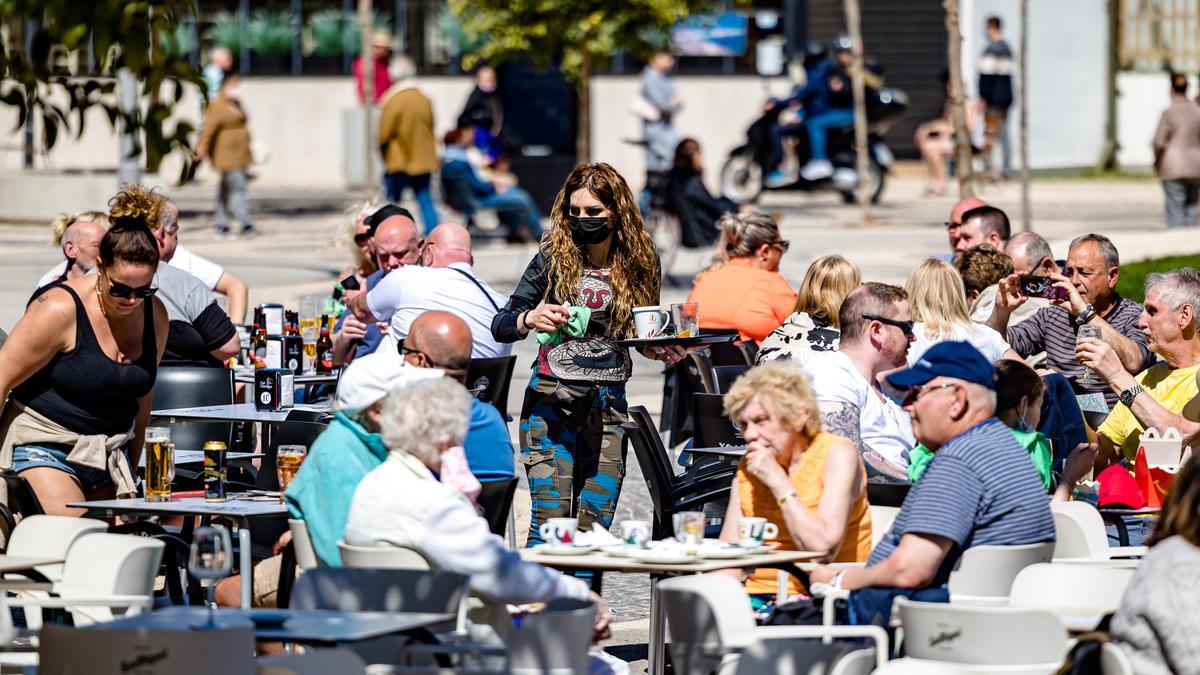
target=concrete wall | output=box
[1116,72,1179,168]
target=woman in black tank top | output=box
[0,186,169,516]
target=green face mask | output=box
[907,428,1053,492]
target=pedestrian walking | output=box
[194,70,255,238]
[1153,73,1200,228]
[978,16,1014,181]
[378,56,439,234]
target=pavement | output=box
[1,166,1196,671]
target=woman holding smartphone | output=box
[492,162,686,545]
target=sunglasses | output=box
[771,240,791,252]
[902,381,958,406]
[354,232,372,245]
[106,279,158,299]
[861,313,914,337]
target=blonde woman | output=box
[336,202,381,291]
[757,255,861,365]
[687,211,797,344]
[491,163,684,544]
[35,211,110,291]
[904,257,1018,365]
[719,362,872,603]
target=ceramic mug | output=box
[739,517,779,545]
[539,517,579,547]
[619,520,652,548]
[633,306,672,339]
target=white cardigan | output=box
[343,451,589,605]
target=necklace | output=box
[95,277,109,318]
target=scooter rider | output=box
[765,40,842,188]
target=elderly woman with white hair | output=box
[343,377,609,625]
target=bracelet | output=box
[777,492,797,506]
[831,570,847,590]
[520,312,531,331]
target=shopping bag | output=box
[1133,427,1190,507]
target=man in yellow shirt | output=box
[1078,268,1200,466]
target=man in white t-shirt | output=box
[158,201,249,323]
[34,212,107,292]
[346,223,511,358]
[804,282,916,482]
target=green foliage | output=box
[248,10,294,57]
[1116,253,1200,303]
[0,0,204,182]
[305,9,391,57]
[205,10,243,55]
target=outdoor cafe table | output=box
[68,497,287,610]
[90,606,455,646]
[152,402,331,425]
[521,547,822,675]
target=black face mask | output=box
[566,215,611,246]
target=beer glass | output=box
[1077,324,1103,386]
[299,296,321,371]
[144,427,174,502]
[276,445,307,502]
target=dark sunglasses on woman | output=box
[106,280,158,299]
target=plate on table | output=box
[247,610,290,627]
[602,544,639,558]
[698,543,749,559]
[630,549,698,564]
[533,544,595,556]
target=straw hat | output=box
[371,29,395,50]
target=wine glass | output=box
[189,525,233,628]
[1076,324,1104,386]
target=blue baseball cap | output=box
[885,341,996,390]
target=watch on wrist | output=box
[1119,385,1144,407]
[1074,303,1096,326]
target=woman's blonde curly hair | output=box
[50,211,109,247]
[542,163,660,338]
[107,184,165,230]
[723,361,822,439]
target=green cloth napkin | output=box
[535,306,593,346]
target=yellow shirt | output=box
[736,432,872,596]
[1098,362,1200,461]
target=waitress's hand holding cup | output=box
[539,517,579,547]
[738,517,778,547]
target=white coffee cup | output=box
[739,517,779,544]
[539,517,579,547]
[619,520,652,548]
[633,306,671,339]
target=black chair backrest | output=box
[691,393,745,448]
[285,409,330,423]
[150,366,236,451]
[624,408,675,538]
[712,364,750,395]
[2,472,44,518]
[290,567,467,615]
[476,477,518,537]
[866,482,911,507]
[667,352,716,448]
[467,356,517,419]
[706,335,755,367]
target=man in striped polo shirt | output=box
[988,233,1156,408]
[808,342,1055,626]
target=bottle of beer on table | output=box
[316,315,334,374]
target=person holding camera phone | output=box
[986,233,1156,407]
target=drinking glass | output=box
[672,510,705,545]
[276,445,307,502]
[671,302,699,339]
[144,427,174,502]
[1076,324,1103,386]
[298,296,321,371]
[189,525,233,629]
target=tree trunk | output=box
[358,0,374,198]
[577,47,591,163]
[1098,0,1120,170]
[844,0,870,221]
[1019,0,1031,231]
[943,0,975,198]
[117,68,142,187]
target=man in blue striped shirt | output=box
[809,342,1055,626]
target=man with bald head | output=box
[333,205,423,364]
[944,196,987,255]
[403,310,515,486]
[35,212,107,292]
[348,221,511,358]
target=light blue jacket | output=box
[284,411,388,566]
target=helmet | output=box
[833,33,853,52]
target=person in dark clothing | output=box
[441,127,543,242]
[978,16,1014,180]
[664,138,736,248]
[457,66,506,165]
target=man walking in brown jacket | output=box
[379,56,439,234]
[1154,73,1200,228]
[195,70,255,238]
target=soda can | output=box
[204,441,228,502]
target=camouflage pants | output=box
[519,374,629,546]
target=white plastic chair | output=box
[500,597,595,675]
[1009,562,1134,616]
[287,519,319,571]
[1101,642,1134,675]
[338,541,431,569]
[657,573,887,675]
[893,597,1069,672]
[256,649,367,674]
[5,532,164,626]
[3,515,108,629]
[1051,501,1146,562]
[947,542,1055,606]
[37,623,255,675]
[869,505,898,548]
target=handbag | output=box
[627,95,661,122]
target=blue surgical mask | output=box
[1015,401,1033,433]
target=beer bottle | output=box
[316,315,334,374]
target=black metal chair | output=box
[2,472,44,519]
[476,477,518,538]
[706,334,756,366]
[467,355,517,422]
[712,364,750,395]
[665,352,718,448]
[149,366,236,451]
[691,393,745,449]
[624,406,732,540]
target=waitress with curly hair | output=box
[0,185,168,516]
[493,162,686,544]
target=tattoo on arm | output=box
[35,295,46,303]
[820,402,908,481]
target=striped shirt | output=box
[1006,296,1154,406]
[867,418,1055,587]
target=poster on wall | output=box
[671,13,749,56]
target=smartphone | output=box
[1019,275,1068,301]
[340,275,361,291]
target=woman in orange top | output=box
[686,212,797,344]
[718,361,872,599]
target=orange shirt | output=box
[687,258,797,344]
[736,432,873,596]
